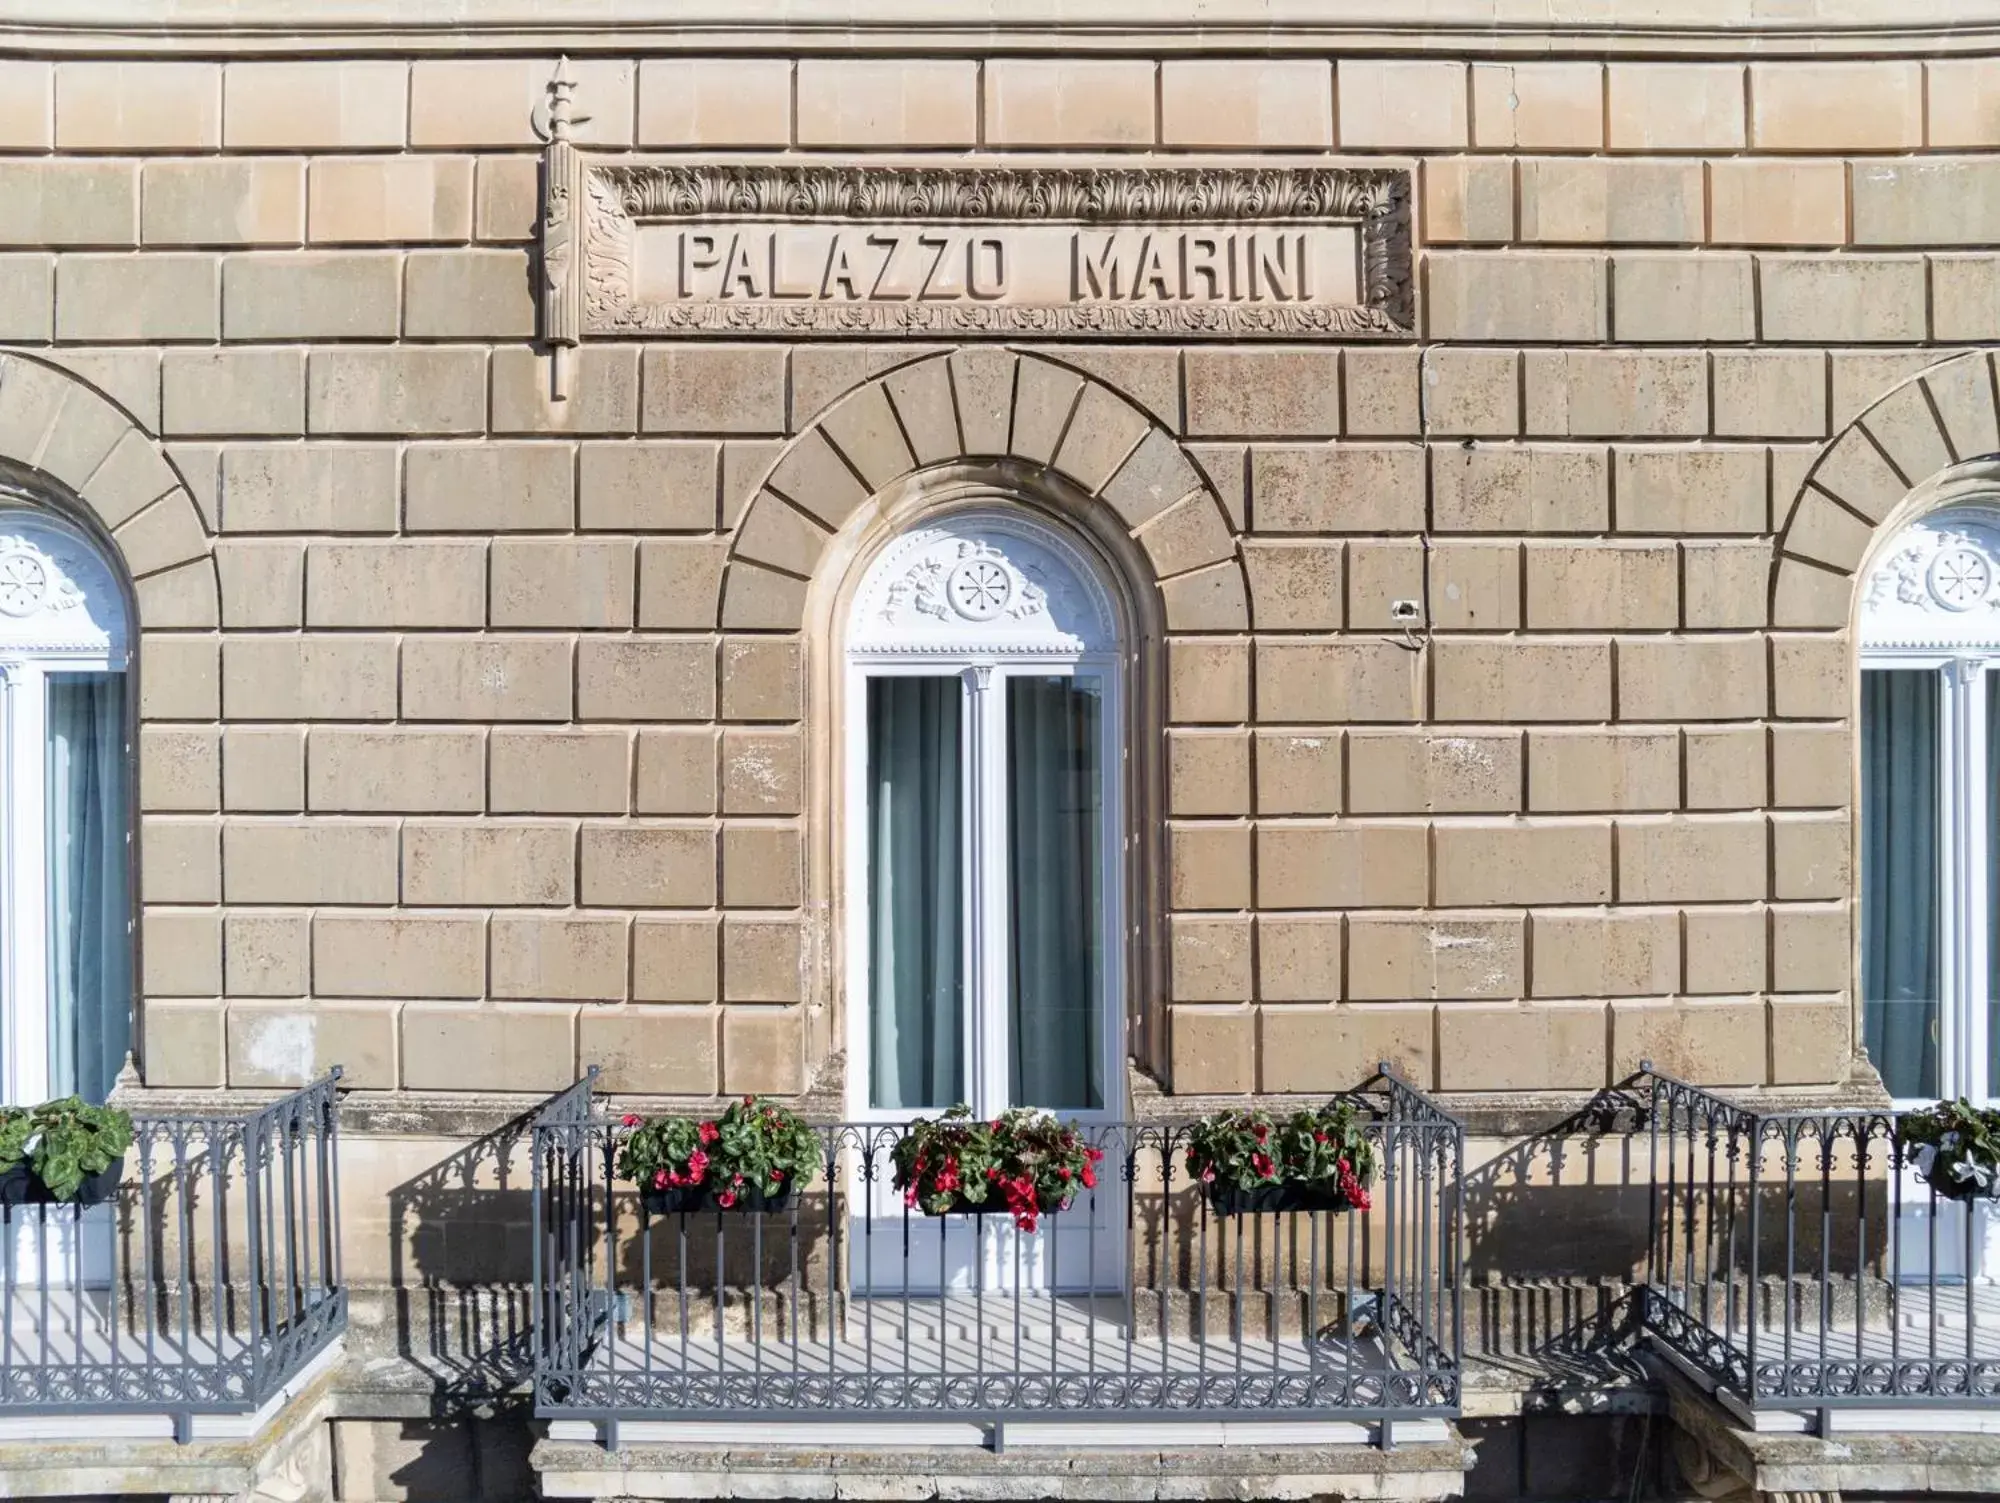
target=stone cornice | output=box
[13,1,2000,56]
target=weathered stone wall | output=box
[5,48,1984,1102]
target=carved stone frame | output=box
[541,158,1415,341]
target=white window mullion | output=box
[9,664,48,1107]
[962,664,989,1118]
[1968,664,1995,1104]
[969,664,1013,1119]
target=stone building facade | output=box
[0,2,1995,1499]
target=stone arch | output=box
[718,349,1247,633]
[0,352,218,629]
[1773,350,2000,627]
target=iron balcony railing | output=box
[1640,1066,2000,1428]
[0,1070,345,1437]
[531,1067,1463,1447]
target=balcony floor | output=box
[0,1284,251,1373]
[597,1292,1403,1376]
[545,1292,1460,1429]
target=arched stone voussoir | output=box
[1048,375,1153,494]
[114,488,211,583]
[1923,351,2000,463]
[1136,490,1237,582]
[879,356,960,466]
[1159,560,1250,632]
[84,429,184,531]
[0,350,216,632]
[734,490,833,580]
[1858,376,1954,493]
[719,347,1246,635]
[723,559,810,631]
[1773,555,1855,630]
[816,380,918,493]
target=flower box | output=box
[913,1189,1075,1220]
[892,1105,1102,1233]
[616,1096,822,1211]
[0,1097,133,1207]
[641,1181,795,1217]
[1184,1103,1376,1218]
[0,1161,121,1208]
[1205,1181,1361,1217]
[1904,1098,2000,1204]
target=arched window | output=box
[1859,504,2000,1104]
[843,507,1124,1124]
[0,505,131,1106]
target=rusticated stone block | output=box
[1260,1004,1433,1093]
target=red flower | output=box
[654,1169,668,1189]
[1252,1153,1276,1181]
[772,1168,785,1182]
[621,1114,642,1128]
[1336,1158,1371,1212]
[687,1148,710,1182]
[717,1189,737,1209]
[698,1121,720,1145]
[744,1095,755,1106]
[904,1185,920,1208]
[1253,1123,1270,1144]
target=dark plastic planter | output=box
[911,1190,1075,1218]
[1918,1168,2000,1205]
[0,1162,122,1208]
[1205,1182,1359,1217]
[640,1181,795,1216]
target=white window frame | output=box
[0,508,130,1108]
[840,509,1126,1129]
[1859,650,1992,1106]
[1859,503,2000,1109]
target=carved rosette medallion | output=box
[852,513,1115,657]
[1862,509,2000,647]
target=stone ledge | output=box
[0,1363,335,1501]
[14,3,2000,53]
[532,1436,1472,1503]
[110,1070,1893,1143]
[1662,1359,2000,1498]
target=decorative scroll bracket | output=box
[536,108,1414,344]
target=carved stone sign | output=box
[538,78,1414,344]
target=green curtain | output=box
[868,677,963,1111]
[1861,668,1940,1100]
[1006,676,1102,1110]
[46,672,130,1105]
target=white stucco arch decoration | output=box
[0,508,130,660]
[1861,504,2000,649]
[847,508,1120,659]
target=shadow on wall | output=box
[389,1111,540,1412]
[1459,1082,1654,1384]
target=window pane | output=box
[1006,676,1103,1111]
[1861,668,1941,1100]
[1989,673,2000,1101]
[45,673,129,1105]
[867,677,963,1111]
